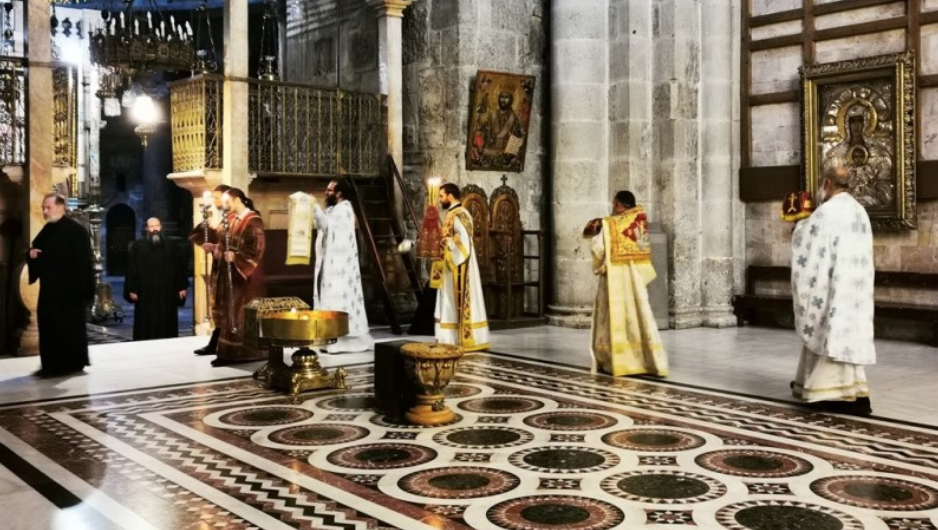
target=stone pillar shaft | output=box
[547,0,610,328]
[26,0,53,242]
[223,0,250,191]
[370,0,412,173]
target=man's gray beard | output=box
[148,233,163,246]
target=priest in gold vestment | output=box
[587,191,668,377]
[434,183,489,352]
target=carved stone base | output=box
[546,305,593,329]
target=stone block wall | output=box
[746,1,938,307]
[400,0,548,233]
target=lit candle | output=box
[427,177,442,207]
[202,190,212,206]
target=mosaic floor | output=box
[2,351,938,529]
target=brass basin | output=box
[259,310,349,345]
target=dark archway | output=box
[106,204,136,276]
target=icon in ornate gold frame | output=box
[801,51,915,230]
[466,70,536,172]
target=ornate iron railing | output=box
[170,75,385,176]
[0,56,25,166]
[52,63,78,168]
[170,74,223,172]
[248,79,384,176]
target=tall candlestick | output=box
[427,177,442,207]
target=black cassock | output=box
[28,216,94,374]
[124,236,189,340]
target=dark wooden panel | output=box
[739,165,800,201]
[923,11,938,24]
[740,162,938,202]
[749,90,800,106]
[921,74,938,88]
[742,0,752,167]
[750,8,801,27]
[813,0,902,16]
[750,33,803,51]
[919,161,938,199]
[814,16,906,41]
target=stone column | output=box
[547,0,610,328]
[16,0,55,355]
[369,0,413,173]
[653,0,705,329]
[699,0,741,327]
[223,0,250,192]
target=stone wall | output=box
[746,1,938,294]
[400,0,548,233]
[284,0,379,92]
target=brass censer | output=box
[257,310,349,395]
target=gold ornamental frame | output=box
[801,51,916,230]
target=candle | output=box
[202,190,212,206]
[427,177,442,207]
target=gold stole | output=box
[603,208,656,358]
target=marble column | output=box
[547,0,610,328]
[369,0,413,173]
[15,0,55,355]
[223,0,250,192]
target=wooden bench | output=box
[733,265,938,347]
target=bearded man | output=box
[125,217,189,341]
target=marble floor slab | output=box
[1,325,937,529]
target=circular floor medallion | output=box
[524,411,618,431]
[458,397,545,414]
[487,495,625,530]
[601,470,727,504]
[716,500,863,530]
[602,428,706,452]
[444,384,483,398]
[433,426,534,449]
[695,449,813,478]
[811,475,938,511]
[317,394,377,412]
[217,406,313,427]
[326,443,438,470]
[399,466,521,499]
[509,446,619,474]
[268,423,370,446]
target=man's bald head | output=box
[146,217,162,234]
[823,166,850,190]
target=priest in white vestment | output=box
[588,191,668,377]
[791,166,874,415]
[313,179,374,353]
[433,183,490,351]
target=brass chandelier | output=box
[89,0,194,73]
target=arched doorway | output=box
[106,204,136,277]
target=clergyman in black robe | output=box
[124,217,189,340]
[27,193,94,376]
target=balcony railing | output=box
[170,74,223,173]
[170,75,385,177]
[0,56,25,166]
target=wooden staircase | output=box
[348,156,422,334]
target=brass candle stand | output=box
[257,310,349,396]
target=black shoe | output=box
[194,345,216,356]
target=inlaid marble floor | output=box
[1,326,937,529]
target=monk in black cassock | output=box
[27,193,94,376]
[124,217,189,340]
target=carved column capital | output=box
[368,0,413,18]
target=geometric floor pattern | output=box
[2,352,938,529]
